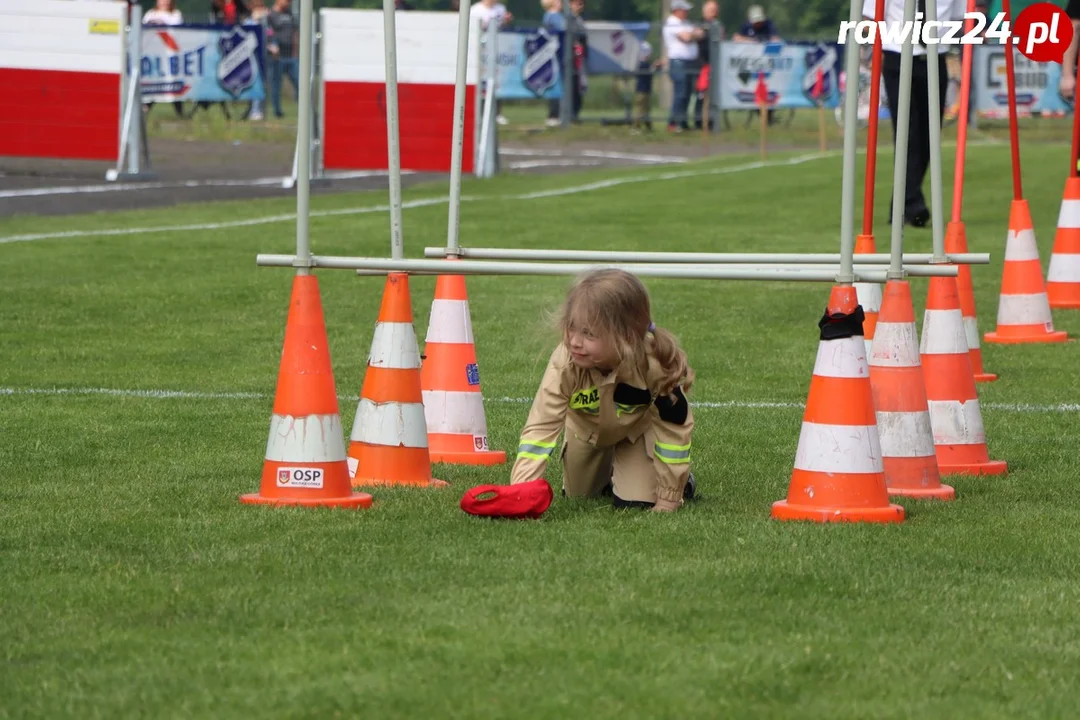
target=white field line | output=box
[1,386,1077,414]
[0,171,402,200]
[0,153,833,245]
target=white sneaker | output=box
[249,111,264,121]
[496,114,509,125]
[545,118,560,127]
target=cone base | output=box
[1048,299,1080,309]
[240,492,374,509]
[352,477,449,489]
[938,460,1008,476]
[984,330,1069,345]
[430,450,507,466]
[887,484,955,500]
[770,500,905,524]
[974,372,998,383]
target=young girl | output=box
[510,269,696,512]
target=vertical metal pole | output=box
[447,0,472,254]
[925,0,946,261]
[296,0,313,273]
[561,1,573,126]
[384,0,404,260]
[127,8,143,176]
[478,21,498,178]
[889,0,917,278]
[837,0,862,284]
[709,25,721,135]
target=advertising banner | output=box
[140,23,266,103]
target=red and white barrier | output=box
[319,9,479,175]
[0,0,127,163]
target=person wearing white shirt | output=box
[863,0,965,227]
[143,0,183,25]
[662,0,705,132]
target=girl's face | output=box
[566,325,617,371]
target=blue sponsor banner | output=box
[717,41,844,110]
[483,28,564,100]
[973,45,1072,117]
[584,21,650,75]
[140,23,266,103]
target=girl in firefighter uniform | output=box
[510,269,696,512]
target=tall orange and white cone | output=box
[854,233,881,357]
[1047,176,1080,309]
[241,275,374,509]
[772,286,904,524]
[348,273,445,488]
[420,271,507,465]
[868,280,953,500]
[984,199,1068,344]
[922,277,1008,476]
[945,220,996,382]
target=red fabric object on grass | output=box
[460,479,554,519]
[696,65,710,93]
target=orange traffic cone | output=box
[984,199,1068,344]
[869,280,953,500]
[241,275,374,509]
[772,286,904,524]
[1047,176,1080,309]
[945,220,997,382]
[420,270,507,465]
[348,273,446,488]
[854,233,881,357]
[921,277,1008,476]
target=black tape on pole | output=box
[818,305,866,340]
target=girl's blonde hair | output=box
[558,269,694,395]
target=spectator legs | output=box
[668,60,692,130]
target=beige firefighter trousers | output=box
[560,428,657,504]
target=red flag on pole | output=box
[754,72,769,106]
[812,68,824,101]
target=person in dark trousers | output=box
[692,0,721,130]
[869,0,965,227]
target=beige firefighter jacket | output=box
[510,339,695,503]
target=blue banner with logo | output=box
[140,23,266,103]
[717,41,844,110]
[972,45,1072,117]
[584,21,650,75]
[484,28,564,100]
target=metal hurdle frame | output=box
[269,0,963,289]
[107,5,156,183]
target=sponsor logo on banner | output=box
[277,467,325,489]
[217,27,260,98]
[89,19,119,35]
[523,29,560,97]
[802,44,837,102]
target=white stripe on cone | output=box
[369,322,421,369]
[997,293,1054,326]
[962,316,982,352]
[1003,229,1041,261]
[927,399,987,444]
[811,335,868,379]
[1048,253,1080,282]
[855,282,882,312]
[265,414,347,462]
[1058,199,1080,229]
[869,321,921,367]
[426,299,475,344]
[794,422,883,474]
[350,399,429,448]
[921,309,969,355]
[422,389,489,434]
[876,411,936,457]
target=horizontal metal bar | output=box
[256,255,959,281]
[423,246,990,265]
[355,262,954,277]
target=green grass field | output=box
[3,144,1080,718]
